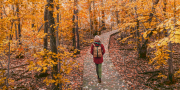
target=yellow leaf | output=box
[153,31,157,34]
[43,67,47,73]
[143,30,151,39]
[155,66,160,69]
[37,67,41,71]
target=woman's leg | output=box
[98,64,102,78]
[95,64,99,78]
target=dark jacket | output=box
[90,41,105,64]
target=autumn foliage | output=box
[0,0,180,89]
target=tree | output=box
[73,0,80,50]
[139,0,160,58]
[88,0,92,38]
[167,0,176,83]
[16,2,21,45]
[47,0,58,89]
[101,0,105,31]
[44,1,49,50]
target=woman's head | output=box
[94,35,100,42]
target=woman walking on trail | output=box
[90,35,105,83]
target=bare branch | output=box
[2,5,8,17]
[0,64,29,70]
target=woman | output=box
[90,35,105,83]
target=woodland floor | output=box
[66,29,180,90]
[2,29,180,90]
[109,33,180,90]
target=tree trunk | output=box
[32,2,35,29]
[75,0,80,50]
[56,4,60,49]
[139,0,159,58]
[72,8,76,47]
[167,0,175,83]
[0,1,2,19]
[168,41,173,82]
[94,18,98,36]
[98,15,101,35]
[44,4,49,50]
[101,0,105,31]
[163,0,168,37]
[92,0,95,36]
[56,1,62,89]
[74,0,80,50]
[116,11,119,25]
[48,0,58,89]
[7,21,13,89]
[89,0,92,38]
[15,24,17,40]
[111,11,114,31]
[16,4,21,45]
[133,2,141,58]
[7,38,10,89]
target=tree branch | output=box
[0,64,29,70]
[2,5,8,17]
[0,61,3,70]
[38,24,44,32]
[138,70,161,74]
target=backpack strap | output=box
[92,43,95,47]
[93,43,100,47]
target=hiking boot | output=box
[98,78,101,83]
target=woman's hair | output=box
[94,35,100,42]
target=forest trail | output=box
[82,30,127,90]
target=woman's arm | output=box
[90,44,94,55]
[101,44,105,55]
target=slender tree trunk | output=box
[98,15,101,35]
[73,0,80,50]
[0,1,3,36]
[133,1,141,57]
[72,9,76,47]
[15,24,17,40]
[168,41,173,82]
[75,0,80,49]
[56,1,62,89]
[48,0,58,89]
[111,8,112,31]
[163,0,168,37]
[101,0,106,30]
[93,3,98,35]
[7,38,10,89]
[44,4,49,50]
[167,0,175,83]
[116,11,119,25]
[16,4,21,45]
[94,17,98,35]
[56,4,60,49]
[0,2,2,20]
[32,2,35,29]
[101,0,105,31]
[92,0,95,36]
[6,22,13,90]
[136,19,142,57]
[89,0,92,38]
[60,11,63,45]
[111,10,115,31]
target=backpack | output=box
[93,43,102,57]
